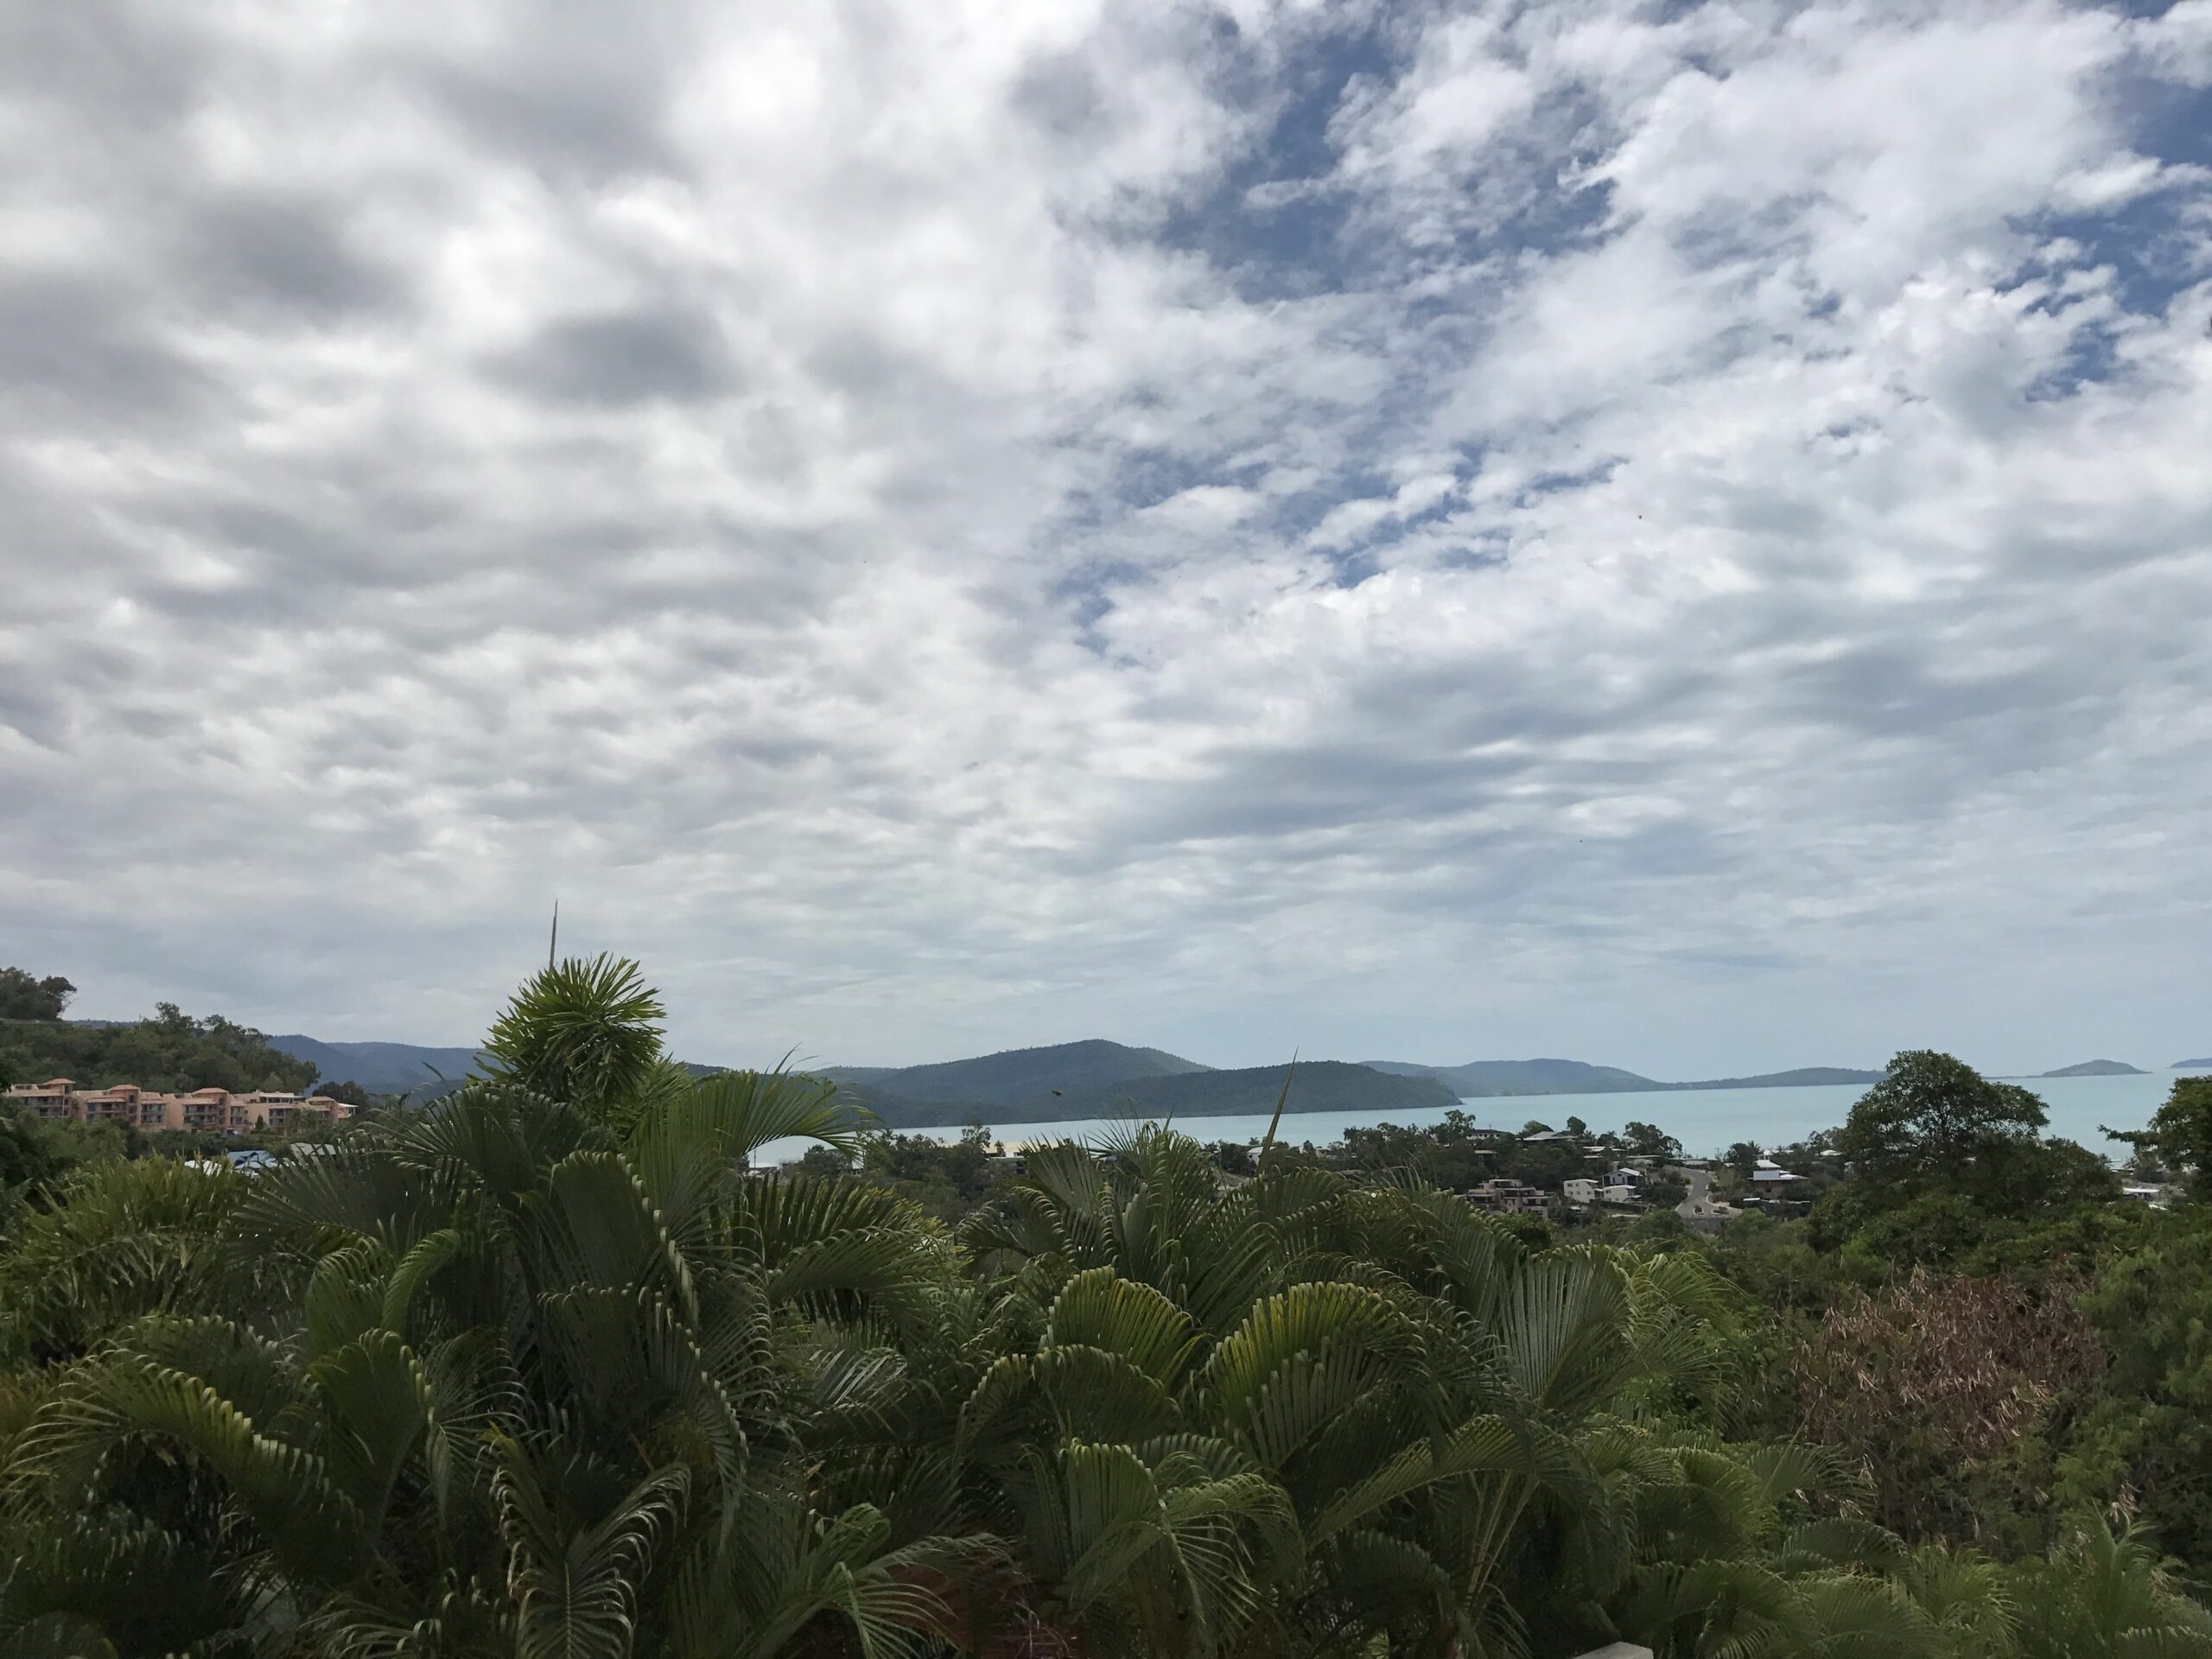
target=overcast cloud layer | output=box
[3,0,2210,1076]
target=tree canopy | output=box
[2110,1076,2212,1199]
[0,968,74,1022]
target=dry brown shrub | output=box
[1790,1267,2106,1543]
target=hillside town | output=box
[1462,1133,1812,1230]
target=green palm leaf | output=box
[493,1435,688,1659]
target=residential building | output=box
[175,1088,245,1133]
[5,1079,75,1121]
[73,1084,171,1130]
[4,1078,358,1135]
[1563,1177,1599,1205]
[1751,1160,1805,1187]
[1466,1178,1548,1217]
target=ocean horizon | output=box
[757,1067,2197,1166]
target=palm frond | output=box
[480,955,667,1117]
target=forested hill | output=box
[823,1038,1209,1108]
[849,1058,1454,1129]
[2,1007,316,1096]
[1368,1058,1885,1096]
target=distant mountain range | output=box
[270,1035,486,1096]
[266,1033,1448,1128]
[1364,1058,1885,1096]
[270,1035,727,1097]
[264,1027,2177,1135]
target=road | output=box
[1677,1166,1726,1228]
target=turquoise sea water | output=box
[755,1068,2199,1166]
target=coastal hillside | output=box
[822,1038,1208,1109]
[3,1007,315,1096]
[849,1058,1452,1129]
[2043,1059,2146,1077]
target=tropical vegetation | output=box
[0,977,318,1099]
[0,957,2207,1656]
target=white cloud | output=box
[1,0,2209,1081]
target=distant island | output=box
[1365,1058,1884,1096]
[842,1057,1454,1128]
[822,1039,1210,1108]
[257,1034,1891,1122]
[2176,1057,2212,1070]
[1661,1066,1887,1090]
[42,1005,2152,1132]
[1363,1058,1656,1095]
[261,1033,1452,1129]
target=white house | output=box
[1751,1159,1805,1187]
[1599,1183,1641,1205]
[1467,1178,1548,1217]
[1563,1177,1599,1205]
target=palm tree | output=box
[2010,1513,2212,1658]
[947,1128,1778,1656]
[0,962,977,1659]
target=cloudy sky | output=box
[3,0,2210,1077]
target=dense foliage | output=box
[0,964,2207,1658]
[2112,1076,2212,1201]
[0,994,318,1097]
[0,970,75,1023]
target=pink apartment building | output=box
[3,1078,359,1134]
